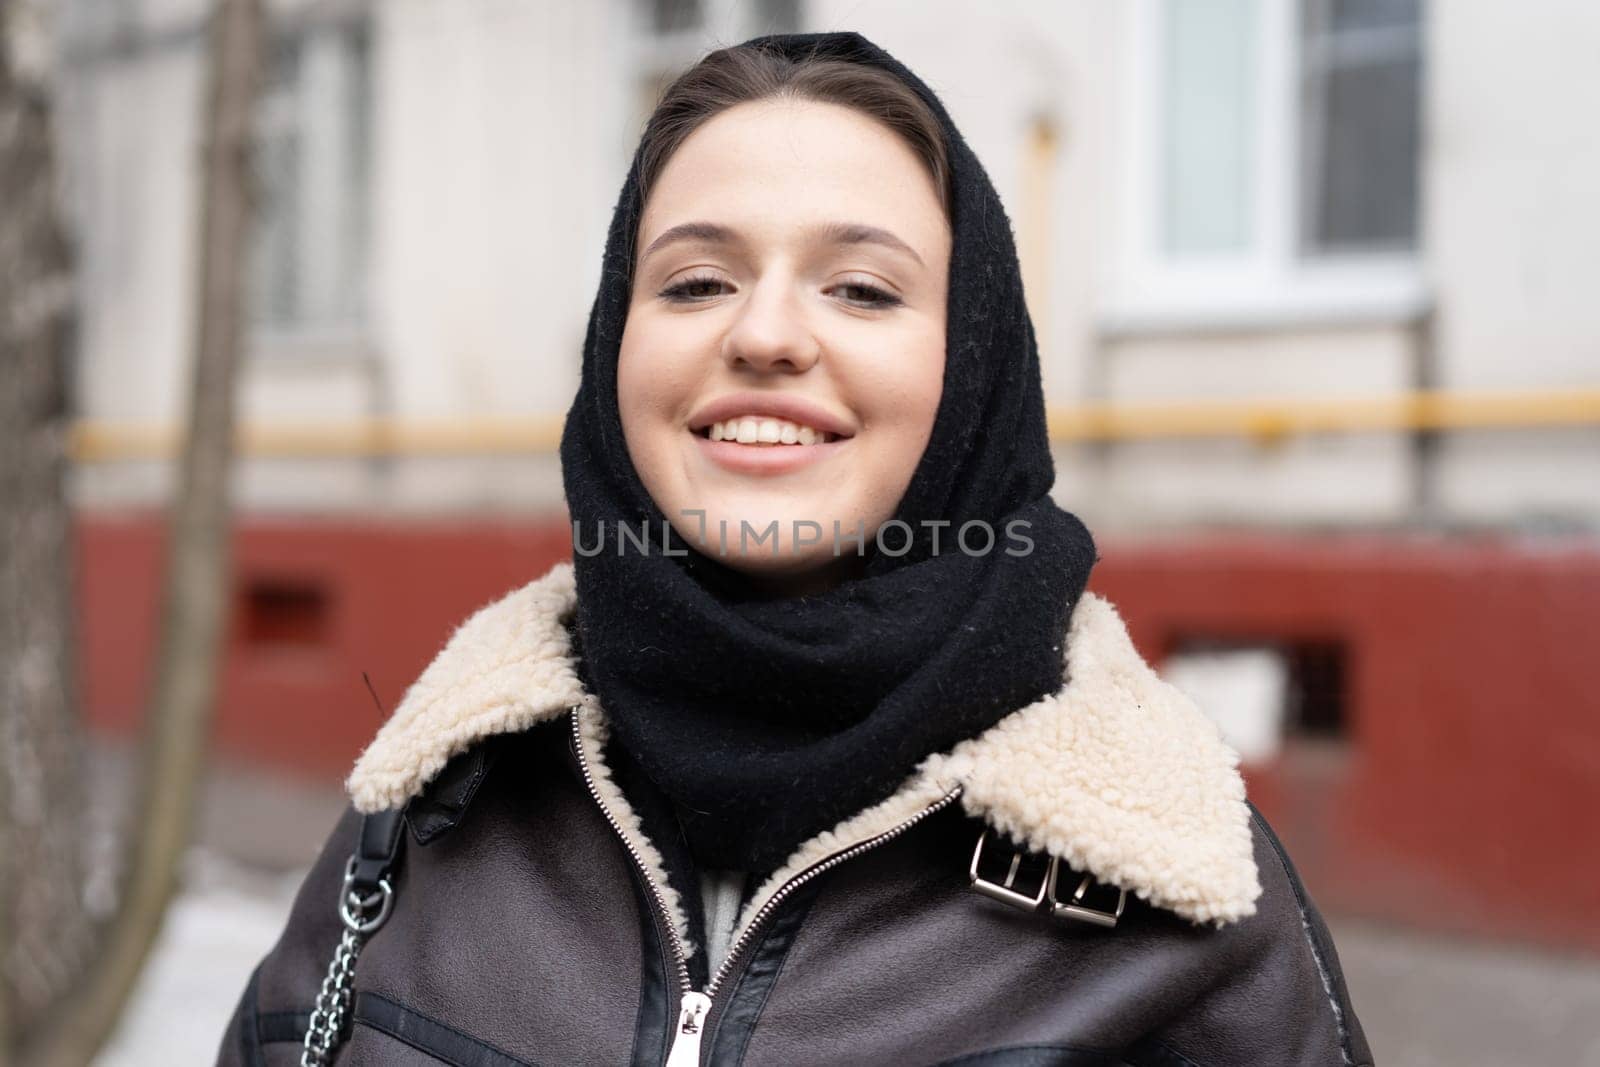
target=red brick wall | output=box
[78,515,573,773]
[1092,534,1600,952]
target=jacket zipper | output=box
[567,707,963,1067]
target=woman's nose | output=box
[722,278,820,373]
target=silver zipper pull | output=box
[664,990,712,1067]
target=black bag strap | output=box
[349,807,407,894]
[302,806,409,1065]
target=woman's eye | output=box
[830,279,903,309]
[659,275,729,302]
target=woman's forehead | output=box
[637,99,950,262]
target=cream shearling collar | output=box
[346,562,1260,948]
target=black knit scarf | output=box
[560,31,1098,873]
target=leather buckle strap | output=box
[968,828,1127,929]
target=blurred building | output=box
[53,0,1600,950]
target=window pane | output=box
[253,37,302,327]
[1162,0,1259,255]
[649,0,702,34]
[1299,0,1421,254]
[752,0,801,34]
[251,21,372,332]
[1315,57,1419,249]
[1329,0,1419,32]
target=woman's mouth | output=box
[701,416,842,445]
[691,416,850,474]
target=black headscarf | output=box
[560,31,1098,873]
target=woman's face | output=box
[618,98,951,594]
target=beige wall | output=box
[1426,0,1600,523]
[60,0,1600,529]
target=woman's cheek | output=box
[861,325,945,427]
[643,316,711,384]
[620,325,688,420]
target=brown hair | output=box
[634,42,952,220]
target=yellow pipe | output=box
[69,414,567,462]
[1046,387,1600,443]
[68,387,1600,462]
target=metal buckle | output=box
[340,857,396,934]
[1046,861,1127,929]
[968,828,1054,911]
[969,829,1127,929]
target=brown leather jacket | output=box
[217,563,1372,1066]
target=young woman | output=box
[220,31,1370,1067]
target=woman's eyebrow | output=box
[641,221,736,263]
[812,221,925,267]
[640,220,925,267]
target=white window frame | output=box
[1104,0,1427,334]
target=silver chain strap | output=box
[301,858,395,1066]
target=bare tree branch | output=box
[0,0,92,1058]
[14,0,263,1061]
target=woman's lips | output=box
[691,431,848,475]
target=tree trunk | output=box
[0,3,92,1059]
[14,0,264,1062]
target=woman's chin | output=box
[671,502,871,558]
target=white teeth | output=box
[705,416,838,446]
